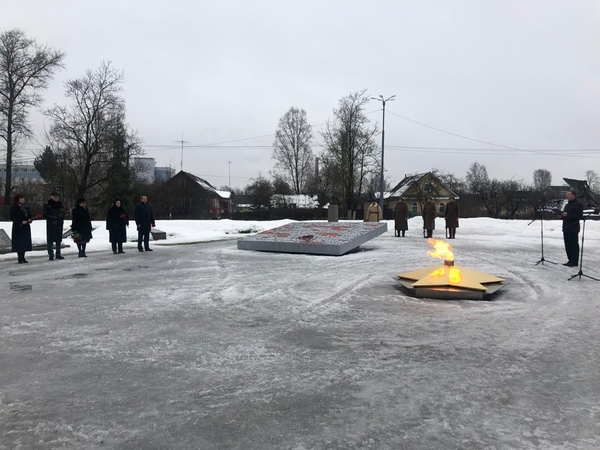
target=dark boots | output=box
[78,243,87,257]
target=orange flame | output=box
[449,266,461,284]
[429,267,446,278]
[427,238,454,262]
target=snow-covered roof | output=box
[271,194,320,208]
[181,171,230,200]
[374,191,394,200]
[389,173,427,197]
[389,172,459,199]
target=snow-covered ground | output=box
[2,216,599,261]
[1,217,600,449]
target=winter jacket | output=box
[444,201,460,229]
[134,202,155,232]
[394,202,409,231]
[10,203,32,253]
[562,199,584,233]
[106,204,129,243]
[422,202,436,230]
[365,202,382,222]
[43,199,65,243]
[71,205,93,242]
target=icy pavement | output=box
[1,220,600,449]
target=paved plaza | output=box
[2,234,600,449]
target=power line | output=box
[384,109,566,157]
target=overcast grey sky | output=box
[3,0,600,189]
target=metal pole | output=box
[228,161,231,188]
[379,101,386,211]
[174,136,190,172]
[371,95,395,213]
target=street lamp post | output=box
[371,94,395,212]
[228,161,232,189]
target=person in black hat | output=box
[42,192,66,260]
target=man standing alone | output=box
[561,189,583,267]
[444,197,460,239]
[42,192,65,260]
[422,197,436,238]
[134,195,155,252]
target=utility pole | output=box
[371,95,396,212]
[228,161,232,189]
[175,134,190,171]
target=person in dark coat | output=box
[560,189,584,267]
[71,198,93,258]
[394,197,409,237]
[444,197,460,239]
[134,195,155,252]
[10,195,33,264]
[106,198,129,254]
[42,192,66,260]
[422,197,436,238]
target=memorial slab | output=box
[0,229,12,253]
[237,221,387,256]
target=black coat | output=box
[71,205,93,242]
[10,203,32,253]
[394,202,409,231]
[43,199,65,243]
[444,201,460,229]
[134,202,155,232]
[422,202,436,230]
[106,205,129,243]
[562,199,584,233]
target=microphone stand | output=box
[568,212,599,281]
[528,209,556,265]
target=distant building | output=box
[163,171,231,219]
[135,157,156,184]
[133,158,174,184]
[387,172,460,216]
[0,163,43,185]
[155,166,175,182]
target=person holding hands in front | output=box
[10,195,33,264]
[134,195,155,252]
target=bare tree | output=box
[0,29,65,216]
[44,62,141,202]
[245,174,273,210]
[433,169,466,194]
[585,170,600,192]
[320,90,378,217]
[533,168,552,191]
[272,107,314,194]
[501,179,528,218]
[465,162,489,194]
[530,168,554,212]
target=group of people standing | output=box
[9,193,155,264]
[392,196,460,239]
